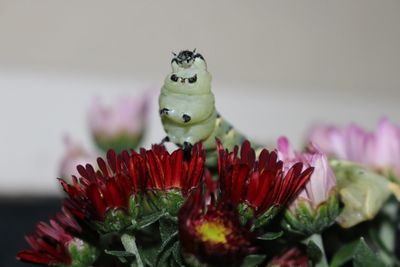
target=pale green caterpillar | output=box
[159,49,250,165]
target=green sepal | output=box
[238,203,279,230]
[94,132,144,154]
[161,190,185,216]
[257,231,283,241]
[94,209,132,233]
[238,203,255,226]
[283,194,340,236]
[67,240,98,267]
[252,206,279,230]
[240,254,266,267]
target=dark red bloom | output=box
[178,140,314,266]
[178,189,256,267]
[217,140,314,217]
[60,143,205,222]
[269,247,309,267]
[16,208,81,265]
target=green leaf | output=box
[172,242,184,266]
[104,250,135,257]
[121,233,144,267]
[353,238,386,267]
[257,231,283,241]
[159,217,178,242]
[330,240,359,267]
[155,231,179,267]
[138,245,159,266]
[104,250,134,264]
[240,254,266,267]
[137,210,166,229]
[307,240,323,263]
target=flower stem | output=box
[121,233,144,267]
[305,233,329,267]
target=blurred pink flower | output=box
[88,93,150,152]
[277,137,336,208]
[59,136,98,179]
[308,117,400,179]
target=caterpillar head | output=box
[171,49,207,71]
[164,49,211,94]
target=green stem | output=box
[305,233,329,267]
[121,233,144,267]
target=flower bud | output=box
[89,94,150,153]
[278,137,339,235]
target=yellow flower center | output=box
[195,221,231,244]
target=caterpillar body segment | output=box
[159,49,255,166]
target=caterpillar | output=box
[159,49,254,166]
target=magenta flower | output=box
[277,137,338,234]
[89,94,150,153]
[308,117,400,179]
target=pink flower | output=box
[308,117,400,179]
[59,136,98,180]
[277,137,338,234]
[277,137,336,208]
[89,93,150,152]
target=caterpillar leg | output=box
[160,136,170,145]
[183,141,193,160]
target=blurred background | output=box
[0,1,399,265]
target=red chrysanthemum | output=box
[16,207,81,265]
[60,143,205,225]
[178,140,314,266]
[217,140,314,219]
[178,189,257,267]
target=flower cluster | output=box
[18,117,400,267]
[308,117,400,179]
[18,139,315,267]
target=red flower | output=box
[16,208,82,265]
[178,140,313,266]
[178,189,256,267]
[60,143,205,224]
[217,140,314,218]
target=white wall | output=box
[0,1,399,195]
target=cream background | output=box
[0,1,399,195]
